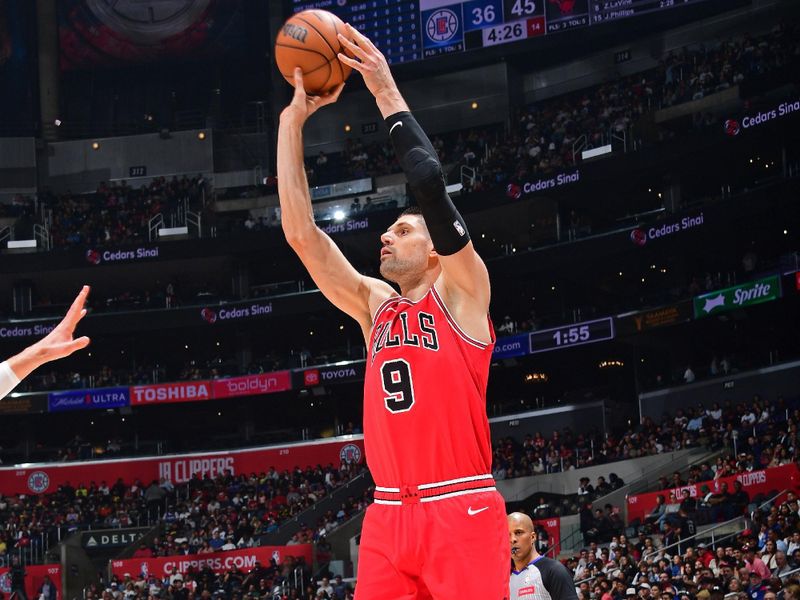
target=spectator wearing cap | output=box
[698,544,715,568]
[747,570,768,600]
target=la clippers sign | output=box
[0,438,365,495]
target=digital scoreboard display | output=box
[290,0,720,64]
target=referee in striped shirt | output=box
[508,512,577,600]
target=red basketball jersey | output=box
[363,285,495,486]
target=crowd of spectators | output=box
[565,491,800,600]
[492,395,797,483]
[4,20,797,255]
[41,175,206,248]
[469,21,800,192]
[302,19,800,195]
[0,461,366,575]
[91,569,356,600]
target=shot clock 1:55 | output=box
[528,317,615,354]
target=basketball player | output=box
[508,512,577,600]
[277,25,508,600]
[0,286,91,401]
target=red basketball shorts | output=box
[355,488,510,600]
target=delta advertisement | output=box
[110,545,313,579]
[0,564,61,600]
[625,463,800,524]
[0,438,365,495]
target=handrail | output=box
[148,213,164,241]
[642,516,746,561]
[642,489,787,560]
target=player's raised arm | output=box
[1,285,91,400]
[338,26,491,317]
[277,69,394,336]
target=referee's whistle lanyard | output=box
[513,555,545,575]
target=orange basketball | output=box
[274,10,354,95]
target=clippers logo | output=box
[86,249,101,265]
[201,308,217,324]
[549,0,576,14]
[304,369,320,386]
[506,183,522,200]
[426,9,457,43]
[724,119,741,136]
[630,228,647,247]
[28,471,50,493]
[339,443,362,464]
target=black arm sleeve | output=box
[541,558,579,600]
[385,111,470,256]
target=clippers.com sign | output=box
[111,545,312,578]
[0,438,365,495]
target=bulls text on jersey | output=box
[371,311,439,363]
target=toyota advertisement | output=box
[0,438,365,495]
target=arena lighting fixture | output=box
[91,141,100,150]
[524,373,548,382]
[198,131,206,140]
[344,124,351,132]
[333,209,346,221]
[784,229,789,235]
[54,119,62,127]
[471,101,478,109]
[599,360,624,369]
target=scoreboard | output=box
[290,0,721,65]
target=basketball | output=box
[274,10,354,95]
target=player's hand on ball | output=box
[337,24,396,99]
[281,68,345,125]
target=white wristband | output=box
[0,360,21,401]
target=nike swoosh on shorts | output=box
[467,506,488,516]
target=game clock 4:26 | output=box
[528,317,615,354]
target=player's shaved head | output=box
[508,511,537,566]
[508,512,534,531]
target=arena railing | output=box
[640,489,787,562]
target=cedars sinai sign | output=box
[693,275,782,318]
